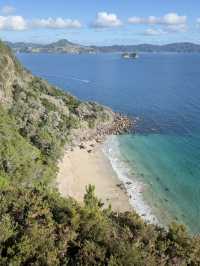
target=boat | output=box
[122,52,138,59]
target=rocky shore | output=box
[93,113,134,143]
[98,113,133,135]
[69,112,134,150]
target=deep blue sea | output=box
[18,52,200,233]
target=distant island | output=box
[6,39,97,54]
[6,39,200,54]
[122,52,138,59]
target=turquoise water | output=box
[18,52,200,233]
[117,134,200,233]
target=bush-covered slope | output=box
[0,107,58,184]
[0,185,199,265]
[0,40,114,184]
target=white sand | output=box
[57,141,132,212]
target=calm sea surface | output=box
[18,52,200,233]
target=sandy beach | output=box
[57,141,132,212]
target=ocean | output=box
[18,52,200,234]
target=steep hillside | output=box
[0,41,200,265]
[0,40,114,184]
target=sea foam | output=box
[102,135,159,225]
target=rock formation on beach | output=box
[0,40,132,184]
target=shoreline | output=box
[103,136,159,224]
[57,135,159,225]
[57,139,132,212]
[56,112,159,223]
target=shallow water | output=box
[18,52,200,233]
[117,133,200,233]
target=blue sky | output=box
[0,0,200,45]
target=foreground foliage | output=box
[0,184,199,266]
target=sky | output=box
[0,0,200,45]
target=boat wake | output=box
[42,74,90,84]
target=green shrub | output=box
[0,107,57,184]
[0,185,199,265]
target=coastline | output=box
[57,135,159,225]
[56,112,159,223]
[57,139,132,212]
[103,136,159,224]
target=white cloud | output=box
[165,24,188,33]
[128,13,187,26]
[32,17,82,29]
[143,24,187,36]
[197,18,200,26]
[0,16,82,31]
[162,13,186,25]
[129,13,187,34]
[1,5,16,15]
[92,12,122,28]
[0,16,27,30]
[128,16,158,25]
[144,28,164,36]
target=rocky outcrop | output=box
[0,40,135,170]
[69,112,133,148]
[0,40,133,159]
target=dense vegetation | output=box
[0,184,199,265]
[0,40,113,185]
[0,40,199,265]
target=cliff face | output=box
[0,40,114,184]
[0,42,26,105]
